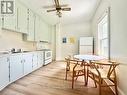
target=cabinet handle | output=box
[7,58,9,62]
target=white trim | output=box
[110,56,127,95]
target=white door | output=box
[10,54,23,82]
[0,56,9,90]
[22,53,33,75]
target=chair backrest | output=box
[90,60,119,79]
[65,57,87,71]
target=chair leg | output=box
[86,68,89,86]
[99,79,102,95]
[72,73,74,89]
[115,84,118,95]
[65,69,67,80]
[93,74,97,88]
[84,74,86,86]
[99,85,102,95]
[114,78,118,95]
[75,71,80,81]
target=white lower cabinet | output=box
[0,56,9,90]
[32,52,38,70]
[0,51,45,91]
[22,53,33,75]
[37,51,44,67]
[10,54,23,82]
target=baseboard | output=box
[55,60,65,62]
[104,79,125,95]
[118,87,125,95]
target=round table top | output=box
[74,54,106,61]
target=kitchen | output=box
[0,0,127,95]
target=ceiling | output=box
[20,0,101,25]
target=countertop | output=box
[0,49,51,57]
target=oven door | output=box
[44,51,52,60]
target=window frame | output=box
[97,7,110,59]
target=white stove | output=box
[43,50,52,65]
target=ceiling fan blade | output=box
[47,9,56,12]
[54,0,60,7]
[61,8,71,11]
[43,4,69,9]
[43,5,55,8]
[60,4,69,7]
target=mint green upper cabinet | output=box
[27,9,35,41]
[2,1,28,34]
[17,1,28,34]
[2,1,17,31]
[39,20,51,42]
[35,15,41,41]
[47,25,51,43]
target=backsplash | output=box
[0,29,36,51]
[36,42,51,50]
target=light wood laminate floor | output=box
[0,61,114,95]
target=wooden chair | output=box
[65,57,87,89]
[87,60,119,95]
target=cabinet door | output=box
[37,52,43,67]
[0,57,9,90]
[10,54,23,82]
[3,11,17,31]
[32,53,38,70]
[23,53,33,75]
[27,9,35,41]
[35,16,41,41]
[17,1,28,34]
[2,0,18,31]
[40,21,46,41]
[40,20,51,42]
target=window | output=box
[98,14,109,58]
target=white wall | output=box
[59,22,92,60]
[51,25,56,60]
[55,23,62,60]
[0,28,52,52]
[92,0,127,95]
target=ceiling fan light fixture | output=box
[56,11,62,17]
[45,0,71,18]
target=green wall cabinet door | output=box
[17,1,28,34]
[2,1,18,31]
[35,15,41,41]
[27,9,35,41]
[39,20,51,42]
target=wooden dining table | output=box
[73,54,106,85]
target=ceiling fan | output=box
[44,0,71,17]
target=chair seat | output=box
[89,68,114,78]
